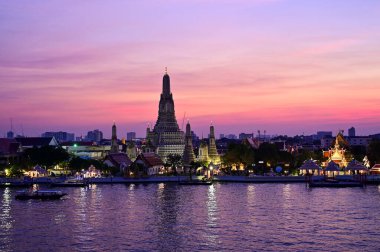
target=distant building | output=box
[219,134,225,139]
[132,153,165,176]
[226,134,237,140]
[348,127,356,137]
[15,137,59,150]
[61,141,108,160]
[347,136,371,147]
[317,131,332,140]
[7,131,14,139]
[370,133,380,140]
[42,131,74,142]
[322,133,371,149]
[86,129,103,142]
[104,153,132,174]
[126,132,136,141]
[239,133,254,140]
[0,138,21,165]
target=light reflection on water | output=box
[0,188,13,252]
[1,183,380,251]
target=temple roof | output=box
[105,153,132,167]
[325,161,340,172]
[345,160,367,171]
[299,159,321,170]
[137,153,164,167]
[15,137,58,147]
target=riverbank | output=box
[2,175,380,185]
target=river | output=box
[1,183,380,251]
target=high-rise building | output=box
[146,70,185,161]
[127,132,136,141]
[348,127,356,137]
[41,131,74,142]
[86,129,103,142]
[182,121,196,170]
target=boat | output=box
[15,190,67,200]
[179,180,213,185]
[179,178,213,185]
[51,179,88,187]
[309,179,364,188]
[0,181,32,188]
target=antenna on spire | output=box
[181,112,186,130]
[165,67,167,74]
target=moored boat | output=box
[0,182,32,188]
[309,179,364,188]
[179,179,213,185]
[15,190,67,200]
[51,179,88,187]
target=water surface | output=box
[1,183,380,251]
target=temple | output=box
[322,132,351,168]
[146,70,185,161]
[110,122,119,153]
[182,121,196,170]
[197,124,221,165]
[208,124,220,165]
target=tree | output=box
[367,139,380,166]
[189,161,204,179]
[23,146,70,168]
[222,143,255,174]
[166,154,182,175]
[349,145,367,162]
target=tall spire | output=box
[162,68,170,96]
[183,121,195,169]
[208,123,220,165]
[147,70,185,161]
[110,122,119,153]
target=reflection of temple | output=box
[197,124,220,165]
[146,71,185,161]
[322,132,351,168]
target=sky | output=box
[1,0,380,138]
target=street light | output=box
[208,162,214,179]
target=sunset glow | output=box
[1,0,380,138]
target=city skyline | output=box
[1,1,380,138]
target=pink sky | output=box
[1,0,380,138]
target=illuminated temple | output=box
[197,124,221,165]
[322,132,351,168]
[146,70,185,161]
